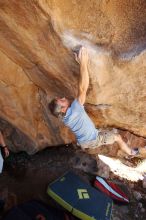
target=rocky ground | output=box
[0,144,146,220]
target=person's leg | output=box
[114,134,132,155]
[81,131,133,156]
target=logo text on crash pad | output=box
[77,189,90,199]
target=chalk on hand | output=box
[72,45,82,56]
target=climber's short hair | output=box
[48,98,65,119]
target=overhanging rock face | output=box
[0,0,146,153]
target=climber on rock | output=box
[0,130,9,173]
[49,46,138,156]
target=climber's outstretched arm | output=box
[75,47,89,105]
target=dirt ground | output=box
[0,144,146,220]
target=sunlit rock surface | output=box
[0,0,146,153]
[98,155,146,182]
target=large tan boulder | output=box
[0,0,146,153]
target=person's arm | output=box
[75,47,89,105]
[0,131,9,158]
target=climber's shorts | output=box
[80,129,117,150]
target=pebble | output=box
[129,183,134,188]
[133,191,142,200]
[141,208,145,213]
[138,202,143,208]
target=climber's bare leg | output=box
[114,134,132,155]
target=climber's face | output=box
[56,97,70,113]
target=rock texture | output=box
[0,0,146,153]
